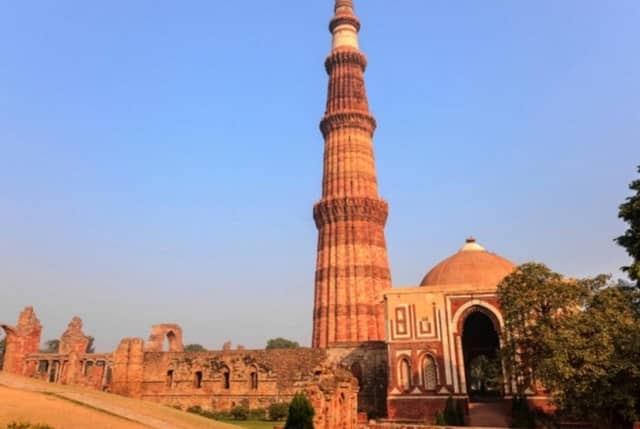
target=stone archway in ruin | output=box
[164,331,176,352]
[144,324,184,352]
[459,306,503,401]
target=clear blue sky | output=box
[1,1,639,351]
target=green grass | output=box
[217,420,284,429]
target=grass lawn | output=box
[218,420,284,429]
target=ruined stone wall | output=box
[327,342,388,418]
[143,324,184,352]
[1,309,360,428]
[111,338,145,398]
[136,347,328,409]
[58,317,90,355]
[0,307,42,375]
[109,344,358,428]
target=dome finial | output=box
[461,237,485,252]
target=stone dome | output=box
[420,238,516,288]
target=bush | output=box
[268,402,289,421]
[186,405,204,415]
[285,393,314,429]
[7,423,55,429]
[455,398,465,425]
[230,405,249,420]
[249,407,266,420]
[439,396,465,426]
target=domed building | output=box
[384,238,517,421]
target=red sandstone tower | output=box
[312,0,392,348]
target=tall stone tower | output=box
[313,0,392,348]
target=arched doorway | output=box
[461,307,503,402]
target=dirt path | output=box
[0,372,238,429]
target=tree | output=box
[266,338,300,350]
[616,165,640,287]
[469,354,502,393]
[0,336,6,370]
[184,344,207,352]
[85,336,95,354]
[499,265,640,428]
[41,339,59,354]
[285,392,314,429]
[497,263,587,396]
[538,280,640,427]
[268,402,289,421]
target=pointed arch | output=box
[420,354,438,390]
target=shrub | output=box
[186,405,204,415]
[249,407,266,420]
[230,405,249,420]
[7,423,55,429]
[455,398,465,425]
[285,393,315,429]
[268,402,289,421]
[439,396,465,426]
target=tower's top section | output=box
[335,0,354,14]
[331,0,360,50]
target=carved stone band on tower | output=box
[312,0,392,348]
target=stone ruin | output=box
[1,307,365,429]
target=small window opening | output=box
[194,371,203,389]
[193,371,202,389]
[250,371,258,390]
[222,368,230,389]
[166,370,174,388]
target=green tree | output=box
[41,339,59,354]
[184,344,207,352]
[266,338,300,350]
[469,354,502,393]
[499,265,640,428]
[0,336,6,370]
[268,402,289,421]
[285,392,314,429]
[497,263,586,396]
[85,336,95,354]
[616,165,640,287]
[538,279,640,427]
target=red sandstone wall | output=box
[387,397,451,423]
[111,338,145,398]
[1,307,42,375]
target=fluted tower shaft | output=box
[312,0,392,348]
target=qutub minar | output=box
[0,1,550,427]
[313,0,391,348]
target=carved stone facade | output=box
[384,239,517,422]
